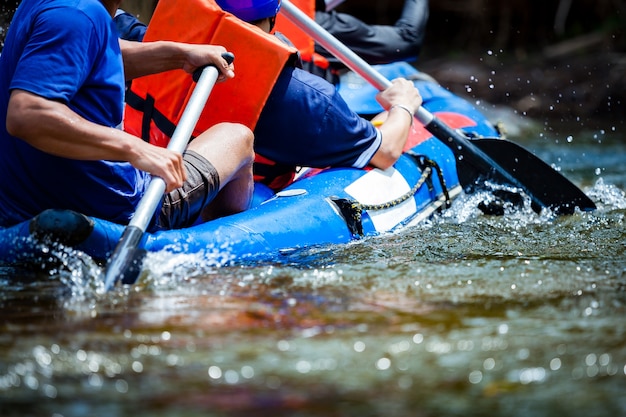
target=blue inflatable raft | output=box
[0,63,501,266]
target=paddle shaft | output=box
[103,60,225,291]
[280,0,595,213]
[128,66,221,229]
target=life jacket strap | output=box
[125,88,176,142]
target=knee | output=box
[217,122,254,157]
[189,122,254,163]
[226,123,255,163]
[231,123,254,152]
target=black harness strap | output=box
[125,89,177,142]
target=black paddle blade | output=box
[467,138,596,214]
[425,117,596,215]
[103,226,147,290]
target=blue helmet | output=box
[216,0,281,22]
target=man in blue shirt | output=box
[0,0,254,229]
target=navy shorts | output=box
[158,150,220,229]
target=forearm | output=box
[6,90,141,162]
[369,107,413,169]
[120,40,234,83]
[120,39,189,81]
[7,89,187,192]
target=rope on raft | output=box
[332,153,451,237]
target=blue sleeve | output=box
[10,7,100,104]
[114,10,147,41]
[254,67,381,169]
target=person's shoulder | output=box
[32,0,113,56]
[34,0,106,16]
[41,0,112,30]
[73,0,110,15]
[290,67,337,95]
[35,0,109,29]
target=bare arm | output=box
[6,89,186,192]
[120,39,235,82]
[368,78,422,169]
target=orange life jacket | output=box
[273,0,337,82]
[123,0,298,147]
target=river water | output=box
[1,113,625,416]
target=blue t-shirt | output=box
[254,66,381,170]
[0,0,150,227]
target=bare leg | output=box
[187,122,255,221]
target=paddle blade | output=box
[103,226,146,290]
[468,138,596,214]
[423,116,595,215]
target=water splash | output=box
[139,246,236,290]
[436,183,551,227]
[12,239,106,315]
[586,178,626,210]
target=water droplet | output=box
[224,370,239,384]
[469,370,483,384]
[296,360,312,374]
[131,361,143,373]
[115,379,129,393]
[376,357,391,370]
[241,365,254,379]
[599,353,610,366]
[208,365,222,379]
[518,348,530,360]
[88,373,103,388]
[519,367,546,384]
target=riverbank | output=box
[416,35,625,134]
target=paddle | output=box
[103,53,234,291]
[280,0,596,215]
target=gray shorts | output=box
[158,150,220,229]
